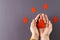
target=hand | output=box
[30,13,52,40]
[39,14,52,40]
[30,14,40,40]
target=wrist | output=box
[30,34,39,40]
[41,36,50,40]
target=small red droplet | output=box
[37,19,45,28]
[53,16,58,23]
[43,3,48,10]
[23,17,28,23]
[31,7,36,13]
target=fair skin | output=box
[30,13,52,40]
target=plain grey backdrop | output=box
[0,0,60,40]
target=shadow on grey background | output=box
[0,0,60,40]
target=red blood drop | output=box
[37,19,45,28]
[53,16,58,23]
[31,7,36,13]
[23,17,28,23]
[43,3,48,10]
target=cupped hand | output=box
[30,14,40,40]
[39,14,52,37]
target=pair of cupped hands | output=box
[30,13,52,40]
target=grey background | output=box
[0,0,60,40]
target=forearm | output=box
[41,36,50,40]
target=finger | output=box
[47,20,52,35]
[44,14,49,24]
[35,14,40,22]
[31,19,36,27]
[49,20,52,29]
[45,21,49,28]
[46,20,52,28]
[42,13,46,23]
[30,19,36,32]
[44,14,49,28]
[31,19,34,25]
[39,14,42,21]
